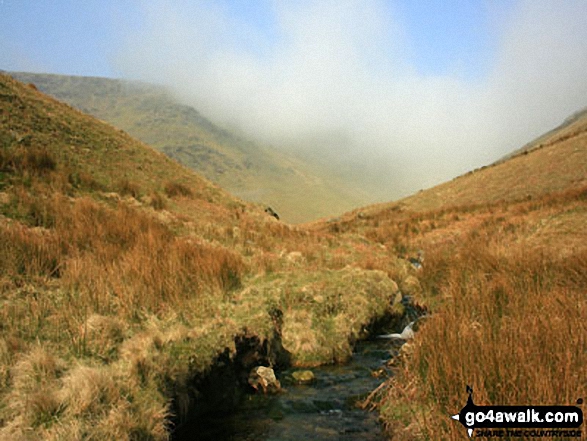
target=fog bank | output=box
[118,0,587,198]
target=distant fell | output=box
[10,72,371,223]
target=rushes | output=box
[2,73,412,440]
[1,191,245,316]
[164,181,193,198]
[379,229,587,440]
[0,182,249,438]
[0,145,57,176]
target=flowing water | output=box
[175,339,394,441]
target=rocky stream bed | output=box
[170,297,426,440]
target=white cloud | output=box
[117,0,587,199]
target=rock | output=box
[291,370,315,384]
[248,366,281,393]
[371,368,388,379]
[408,257,422,270]
[408,250,425,270]
[264,207,280,220]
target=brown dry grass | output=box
[1,73,410,439]
[0,185,251,438]
[337,123,587,218]
[0,185,407,438]
[348,187,587,440]
[4,71,585,440]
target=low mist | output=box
[117,0,587,200]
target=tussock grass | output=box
[381,248,587,440]
[116,177,141,199]
[0,83,407,440]
[149,191,167,210]
[164,181,193,199]
[5,346,65,430]
[0,73,257,438]
[11,71,584,441]
[235,268,400,367]
[0,145,57,176]
[367,190,587,440]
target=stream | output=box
[174,339,394,441]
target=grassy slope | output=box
[496,107,587,163]
[5,69,585,440]
[10,72,370,224]
[0,73,411,440]
[398,111,587,213]
[320,110,587,439]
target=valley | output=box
[1,72,586,440]
[9,72,381,224]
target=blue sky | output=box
[0,0,120,75]
[1,0,586,196]
[394,1,503,79]
[1,0,509,80]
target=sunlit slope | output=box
[1,73,245,215]
[321,105,587,252]
[497,107,587,163]
[0,73,412,440]
[318,107,587,440]
[383,109,587,213]
[10,72,370,223]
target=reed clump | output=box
[374,194,587,440]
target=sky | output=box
[2,0,587,198]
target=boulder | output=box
[248,366,281,394]
[291,370,315,384]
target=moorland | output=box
[1,72,586,440]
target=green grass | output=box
[0,73,409,440]
[9,71,373,223]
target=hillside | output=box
[9,72,372,223]
[336,108,587,217]
[3,70,585,440]
[496,107,587,163]
[0,73,412,440]
[318,108,587,439]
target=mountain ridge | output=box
[328,107,587,220]
[495,106,587,164]
[1,72,412,440]
[9,71,373,223]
